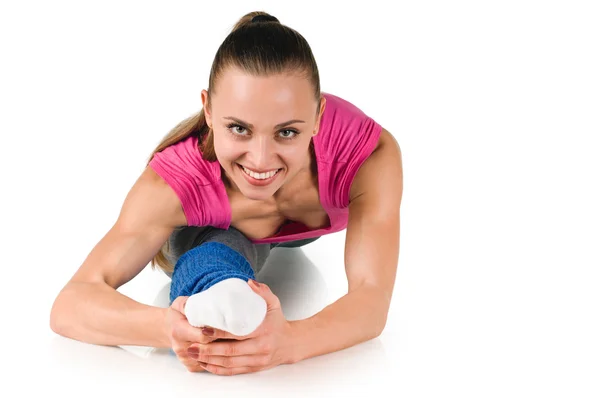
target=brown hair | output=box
[146,11,322,274]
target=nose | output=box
[247,135,276,170]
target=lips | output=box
[237,164,282,174]
[237,163,282,186]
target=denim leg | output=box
[169,241,257,305]
[167,226,321,305]
[168,226,273,305]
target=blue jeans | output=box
[164,226,320,305]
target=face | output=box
[202,66,326,202]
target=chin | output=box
[240,188,278,202]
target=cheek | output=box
[278,146,301,159]
[214,139,241,159]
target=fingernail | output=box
[202,327,214,336]
[187,347,199,357]
[249,279,260,288]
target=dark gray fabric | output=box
[163,225,319,278]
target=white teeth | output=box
[241,165,280,180]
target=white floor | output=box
[9,225,600,397]
[31,237,398,397]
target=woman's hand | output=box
[186,279,296,376]
[165,295,219,372]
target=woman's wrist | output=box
[157,306,172,348]
[284,320,303,364]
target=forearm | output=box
[287,284,389,364]
[50,281,170,348]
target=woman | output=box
[50,11,403,376]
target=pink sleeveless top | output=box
[149,92,382,244]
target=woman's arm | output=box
[288,132,403,363]
[287,284,391,363]
[50,167,186,348]
[52,281,171,348]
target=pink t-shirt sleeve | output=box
[318,93,383,208]
[148,135,215,226]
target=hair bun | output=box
[251,15,279,23]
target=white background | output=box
[1,0,599,396]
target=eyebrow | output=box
[223,116,306,129]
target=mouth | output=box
[237,163,283,185]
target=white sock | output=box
[184,278,267,336]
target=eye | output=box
[279,129,299,139]
[226,123,299,140]
[227,124,247,136]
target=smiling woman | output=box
[50,10,400,377]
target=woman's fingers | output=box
[198,326,255,341]
[168,313,213,344]
[170,296,188,313]
[191,352,270,369]
[179,355,210,373]
[198,362,265,376]
[168,297,219,344]
[171,296,255,341]
[188,337,266,358]
[176,322,218,344]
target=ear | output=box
[201,89,212,127]
[314,96,326,136]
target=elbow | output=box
[366,286,391,338]
[355,283,391,339]
[373,313,388,338]
[363,307,388,340]
[49,294,63,335]
[49,289,70,336]
[371,298,390,338]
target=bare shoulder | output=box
[373,127,400,153]
[64,165,188,289]
[349,127,402,203]
[121,166,188,230]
